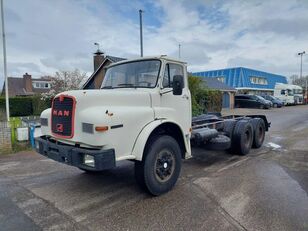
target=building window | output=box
[216,77,225,83]
[33,82,51,89]
[250,76,268,85]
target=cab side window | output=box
[162,63,184,88]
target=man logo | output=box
[53,110,70,117]
[56,123,64,132]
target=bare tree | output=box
[292,75,308,88]
[42,69,87,99]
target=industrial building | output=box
[192,67,287,95]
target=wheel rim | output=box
[154,149,175,183]
[258,125,265,143]
[244,129,252,148]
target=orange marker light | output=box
[95,126,109,132]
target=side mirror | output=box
[173,75,184,95]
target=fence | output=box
[0,116,40,154]
[0,121,12,153]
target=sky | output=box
[1,0,308,88]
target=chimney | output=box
[93,49,105,72]
[23,73,33,92]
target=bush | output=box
[0,96,52,117]
[188,76,222,116]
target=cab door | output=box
[159,62,191,138]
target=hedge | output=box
[188,76,222,116]
[0,96,52,117]
[31,96,52,116]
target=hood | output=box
[45,89,154,147]
[58,89,152,108]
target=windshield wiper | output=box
[102,86,113,89]
[117,83,137,88]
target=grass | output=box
[12,142,32,153]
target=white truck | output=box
[292,85,304,104]
[274,83,303,105]
[35,56,270,195]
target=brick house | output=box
[83,50,125,89]
[2,73,52,97]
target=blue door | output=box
[222,92,230,108]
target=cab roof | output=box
[107,55,187,68]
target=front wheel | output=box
[135,135,182,196]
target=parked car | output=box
[260,95,283,108]
[257,95,273,107]
[235,94,271,109]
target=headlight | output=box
[84,154,95,167]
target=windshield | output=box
[287,89,294,96]
[256,95,266,102]
[293,89,303,94]
[101,60,161,89]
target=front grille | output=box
[51,95,76,138]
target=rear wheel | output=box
[135,135,182,196]
[251,118,266,148]
[223,120,237,138]
[230,120,253,155]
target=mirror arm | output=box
[159,89,173,96]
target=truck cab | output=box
[274,83,295,105]
[36,56,192,195]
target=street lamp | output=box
[139,9,144,57]
[1,0,10,122]
[298,51,307,103]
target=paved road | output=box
[1,105,308,231]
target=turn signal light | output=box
[95,126,109,132]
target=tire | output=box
[203,135,231,150]
[273,103,278,108]
[78,167,105,174]
[135,135,182,196]
[251,118,266,149]
[230,120,253,155]
[223,120,237,138]
[259,104,264,109]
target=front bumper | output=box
[35,136,115,171]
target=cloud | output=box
[0,0,307,88]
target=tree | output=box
[42,69,87,99]
[291,75,308,88]
[188,75,222,116]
